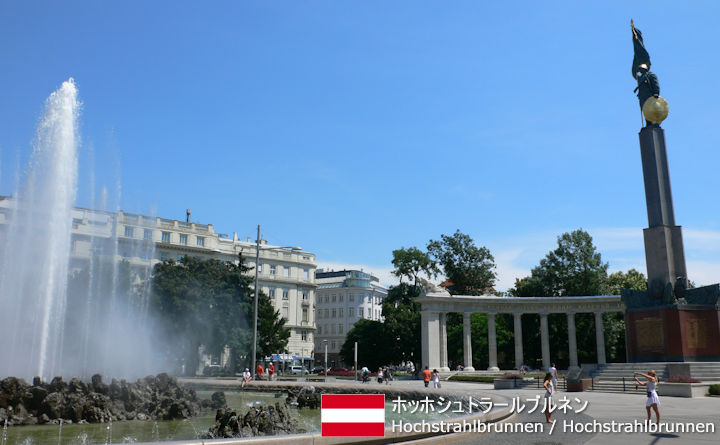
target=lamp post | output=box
[250,224,301,381]
[323,339,328,378]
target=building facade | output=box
[0,197,317,361]
[314,269,388,368]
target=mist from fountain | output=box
[0,79,161,381]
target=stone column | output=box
[594,312,606,365]
[487,312,499,371]
[513,313,523,370]
[463,313,474,371]
[421,311,441,370]
[567,312,579,371]
[439,313,450,372]
[540,313,550,370]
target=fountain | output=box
[0,79,157,381]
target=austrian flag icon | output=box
[321,394,385,437]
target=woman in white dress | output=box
[543,372,554,423]
[634,370,660,423]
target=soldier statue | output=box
[631,20,667,127]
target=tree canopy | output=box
[151,255,289,373]
[427,230,496,295]
[391,247,438,286]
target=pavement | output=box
[185,377,720,445]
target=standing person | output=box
[362,366,369,383]
[256,363,264,381]
[634,370,660,423]
[432,369,440,389]
[268,363,275,381]
[422,366,432,388]
[543,372,554,423]
[377,367,384,384]
[385,367,392,385]
[241,368,252,388]
[549,363,558,394]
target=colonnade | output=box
[418,294,625,371]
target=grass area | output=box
[447,376,496,383]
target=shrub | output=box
[709,384,720,395]
[501,373,522,379]
[664,375,701,383]
[448,376,495,383]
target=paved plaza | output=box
[193,377,720,445]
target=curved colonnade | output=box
[418,293,625,372]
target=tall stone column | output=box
[439,313,450,372]
[513,313,523,370]
[421,311,441,370]
[487,312,499,371]
[462,313,474,371]
[567,312,579,371]
[594,312,606,365]
[540,313,550,370]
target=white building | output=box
[0,197,317,361]
[314,269,388,368]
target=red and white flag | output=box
[321,394,385,437]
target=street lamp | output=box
[323,339,328,378]
[251,224,302,380]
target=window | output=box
[282,288,289,300]
[282,306,289,318]
[339,294,344,302]
[323,296,328,303]
[302,289,309,300]
[339,308,344,317]
[258,263,263,273]
[179,234,188,245]
[338,324,343,333]
[348,308,354,317]
[303,269,309,280]
[318,310,322,319]
[269,287,276,298]
[160,252,169,261]
[284,266,290,277]
[196,236,205,247]
[161,231,171,242]
[367,308,371,318]
[302,308,308,322]
[124,226,134,238]
[143,229,152,240]
[331,325,336,334]
[331,294,336,303]
[301,330,307,341]
[331,308,336,318]
[349,293,354,302]
[270,265,276,275]
[324,309,329,318]
[331,341,336,350]
[318,325,322,334]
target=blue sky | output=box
[2,1,720,290]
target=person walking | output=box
[549,363,558,394]
[256,363,264,381]
[634,370,660,423]
[384,366,391,385]
[268,363,275,381]
[422,366,432,388]
[432,369,440,389]
[377,367,384,384]
[543,372,554,423]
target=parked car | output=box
[327,367,354,377]
[289,366,309,375]
[311,366,326,374]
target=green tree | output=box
[427,230,496,295]
[510,230,616,368]
[381,283,422,371]
[391,247,438,286]
[339,319,388,371]
[151,255,289,374]
[607,268,647,295]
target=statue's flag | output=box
[321,394,385,436]
[631,19,651,78]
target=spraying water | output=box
[0,79,161,381]
[0,79,79,380]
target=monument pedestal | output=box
[623,285,720,362]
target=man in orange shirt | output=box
[422,366,432,388]
[256,363,264,380]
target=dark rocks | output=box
[285,385,320,409]
[0,373,207,426]
[203,403,305,439]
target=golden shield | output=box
[642,96,669,124]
